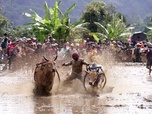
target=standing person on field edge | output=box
[132,43,142,62]
[1,33,8,70]
[146,42,152,70]
[1,33,8,57]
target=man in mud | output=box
[62,52,89,85]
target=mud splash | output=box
[0,57,152,113]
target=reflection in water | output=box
[83,96,106,114]
[49,94,106,114]
[33,97,55,114]
[0,95,35,114]
[32,94,107,114]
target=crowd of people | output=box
[0,33,152,71]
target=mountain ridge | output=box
[1,0,152,26]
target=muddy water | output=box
[0,63,152,114]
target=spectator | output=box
[1,33,8,56]
[132,43,142,62]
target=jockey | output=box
[62,52,89,84]
[87,62,103,73]
[146,42,152,69]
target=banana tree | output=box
[147,18,152,29]
[92,15,135,42]
[52,2,76,42]
[23,2,60,42]
[52,3,88,42]
[23,1,79,43]
[146,18,152,40]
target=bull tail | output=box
[34,72,37,81]
[83,73,89,92]
[102,73,107,89]
[55,69,60,82]
[34,66,38,81]
[55,69,60,93]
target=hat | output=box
[51,43,58,47]
[72,52,79,58]
[113,41,116,44]
[70,43,74,47]
[37,43,42,46]
[76,43,79,46]
[26,38,31,41]
[46,41,50,44]
[92,44,95,47]
[66,42,69,45]
[54,43,58,46]
[32,37,37,40]
[136,43,141,46]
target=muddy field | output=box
[0,60,152,114]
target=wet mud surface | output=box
[0,63,152,114]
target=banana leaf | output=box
[92,33,99,42]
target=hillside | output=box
[1,0,152,26]
[103,0,152,24]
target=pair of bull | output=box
[33,56,107,96]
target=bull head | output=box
[88,70,98,86]
[42,55,60,81]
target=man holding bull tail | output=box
[62,52,89,84]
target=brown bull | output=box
[83,65,107,94]
[33,56,60,96]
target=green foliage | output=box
[93,14,134,41]
[0,9,8,35]
[81,1,134,42]
[146,17,152,40]
[23,1,78,43]
[0,7,32,38]
[2,22,33,38]
[146,18,152,30]
[81,1,109,32]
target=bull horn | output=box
[54,69,60,93]
[43,56,49,61]
[54,52,58,61]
